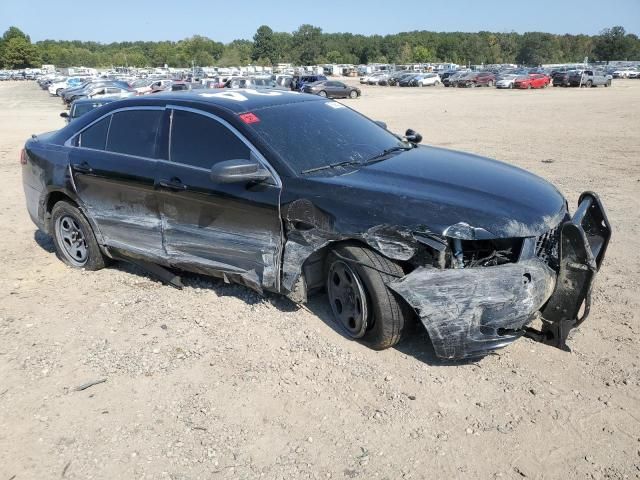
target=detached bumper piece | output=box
[526,192,611,350]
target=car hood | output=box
[308,145,566,239]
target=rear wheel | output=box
[318,90,327,97]
[487,80,494,87]
[349,90,358,99]
[586,80,593,88]
[605,80,611,87]
[51,201,106,270]
[56,88,63,96]
[326,244,410,350]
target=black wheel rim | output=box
[55,215,88,266]
[327,260,368,338]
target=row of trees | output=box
[1,24,639,69]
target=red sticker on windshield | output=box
[239,112,260,124]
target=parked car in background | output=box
[612,68,636,78]
[442,71,466,87]
[414,73,441,87]
[60,98,116,123]
[398,74,420,87]
[75,85,137,101]
[302,80,361,98]
[48,77,87,96]
[495,74,519,89]
[552,71,572,87]
[62,80,131,105]
[132,79,172,95]
[568,70,611,87]
[294,74,327,91]
[513,74,550,89]
[456,71,496,87]
[387,72,412,86]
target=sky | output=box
[1,0,639,43]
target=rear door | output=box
[155,106,283,292]
[68,107,165,259]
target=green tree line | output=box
[1,24,638,69]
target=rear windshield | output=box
[246,101,406,175]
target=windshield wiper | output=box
[301,160,363,174]
[364,145,414,164]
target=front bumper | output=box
[389,192,611,359]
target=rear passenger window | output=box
[79,116,110,150]
[106,110,163,158]
[170,110,250,170]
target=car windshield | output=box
[247,101,410,175]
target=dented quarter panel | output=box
[389,259,557,359]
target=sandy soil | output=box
[0,80,639,480]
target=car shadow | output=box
[304,292,481,366]
[34,229,55,253]
[33,228,481,365]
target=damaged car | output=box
[21,90,611,360]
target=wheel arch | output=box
[42,188,105,246]
[296,238,412,299]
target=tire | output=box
[605,80,611,87]
[325,244,411,350]
[586,81,593,88]
[527,84,532,89]
[318,90,327,97]
[56,88,63,96]
[51,201,106,270]
[349,90,358,99]
[435,80,441,86]
[487,81,493,87]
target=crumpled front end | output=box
[389,258,556,359]
[389,192,611,360]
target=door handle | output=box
[157,178,188,191]
[73,161,93,173]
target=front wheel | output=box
[326,244,410,350]
[486,81,494,87]
[51,201,106,270]
[349,90,358,99]
[318,90,327,97]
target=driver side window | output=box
[169,110,250,170]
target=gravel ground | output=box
[0,80,639,480]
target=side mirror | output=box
[375,120,387,130]
[210,157,271,184]
[60,112,69,118]
[405,129,423,144]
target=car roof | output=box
[72,97,117,105]
[132,89,327,113]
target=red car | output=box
[513,74,550,89]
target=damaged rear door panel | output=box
[68,108,165,259]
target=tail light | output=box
[20,148,28,165]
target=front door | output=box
[155,107,283,292]
[69,107,165,260]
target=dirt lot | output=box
[0,80,639,480]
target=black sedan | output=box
[21,90,610,360]
[302,80,360,99]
